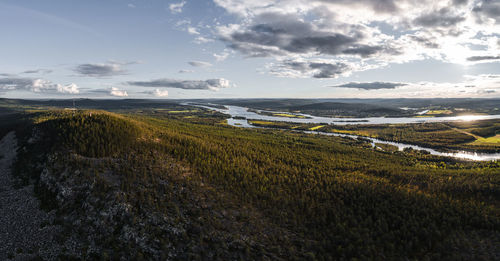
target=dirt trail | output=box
[0,131,61,260]
[448,126,482,140]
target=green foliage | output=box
[249,119,500,153]
[5,109,500,260]
[138,114,500,260]
[37,111,142,157]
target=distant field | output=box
[471,134,500,145]
[272,113,307,118]
[247,118,500,153]
[426,110,453,115]
[309,125,325,130]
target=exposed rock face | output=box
[0,132,62,260]
[1,123,300,260]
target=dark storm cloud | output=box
[270,60,351,78]
[126,78,230,90]
[332,81,407,90]
[413,8,466,28]
[466,55,500,61]
[221,13,395,58]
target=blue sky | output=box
[0,0,499,99]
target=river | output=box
[188,103,500,161]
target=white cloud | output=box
[0,76,79,94]
[152,89,169,97]
[56,83,80,94]
[213,50,231,61]
[193,36,214,44]
[329,74,500,98]
[169,1,186,14]
[110,87,128,97]
[187,26,200,35]
[212,0,500,78]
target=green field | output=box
[426,109,453,115]
[272,113,308,118]
[471,134,500,145]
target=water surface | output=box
[189,103,500,161]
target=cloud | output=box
[477,89,496,94]
[269,59,352,78]
[407,34,440,49]
[332,82,407,90]
[413,8,466,28]
[22,69,53,74]
[218,12,398,59]
[56,83,79,94]
[213,0,500,77]
[214,50,231,61]
[169,1,186,14]
[472,1,500,24]
[127,78,231,90]
[127,3,136,8]
[188,61,213,67]
[74,62,130,77]
[187,26,200,35]
[466,55,500,62]
[193,36,214,44]
[0,76,79,94]
[110,87,128,97]
[148,89,169,97]
[178,69,194,73]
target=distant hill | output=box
[290,102,402,115]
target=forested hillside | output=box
[2,109,499,260]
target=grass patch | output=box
[471,134,500,145]
[309,125,325,131]
[426,110,453,115]
[248,120,275,125]
[272,113,307,118]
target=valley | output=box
[0,98,499,260]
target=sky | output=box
[0,0,499,99]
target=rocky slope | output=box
[2,112,301,260]
[0,132,61,260]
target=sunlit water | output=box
[187,103,500,161]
